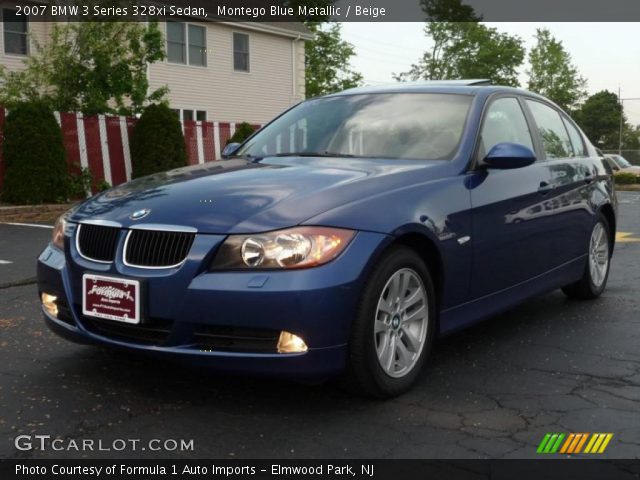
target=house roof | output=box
[155,0,314,39]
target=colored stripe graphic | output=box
[574,433,589,453]
[539,433,613,454]
[585,433,613,454]
[537,433,565,453]
[560,433,575,453]
[537,433,552,453]
[597,434,613,453]
[566,433,583,454]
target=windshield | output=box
[237,93,473,161]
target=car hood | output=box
[70,157,446,233]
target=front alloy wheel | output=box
[342,247,436,398]
[374,268,429,378]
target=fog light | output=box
[277,331,308,353]
[41,292,58,318]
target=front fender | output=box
[303,176,473,309]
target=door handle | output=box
[538,182,555,195]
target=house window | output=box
[233,33,249,72]
[3,8,28,55]
[177,109,207,122]
[167,21,206,66]
[188,25,206,66]
[167,22,185,63]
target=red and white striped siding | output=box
[0,107,262,194]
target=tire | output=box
[341,246,436,398]
[562,213,612,300]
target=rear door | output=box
[524,99,594,266]
[468,95,555,299]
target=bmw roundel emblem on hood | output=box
[129,208,151,220]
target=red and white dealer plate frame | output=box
[82,274,141,324]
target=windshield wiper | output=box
[227,153,264,162]
[271,151,357,158]
[230,151,357,163]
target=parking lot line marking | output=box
[0,222,53,229]
[616,232,640,243]
[0,260,12,265]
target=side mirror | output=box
[481,142,536,169]
[222,142,241,159]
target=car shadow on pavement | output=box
[51,289,586,407]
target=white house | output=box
[0,2,312,125]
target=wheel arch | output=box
[598,203,616,254]
[388,229,445,313]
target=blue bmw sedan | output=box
[38,80,617,397]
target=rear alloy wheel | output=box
[342,247,436,398]
[562,214,612,300]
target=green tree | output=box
[0,19,167,115]
[2,102,69,204]
[304,22,363,97]
[130,104,187,178]
[527,28,586,112]
[227,122,257,145]
[394,22,525,86]
[574,91,622,149]
[421,0,480,21]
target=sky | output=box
[340,22,640,125]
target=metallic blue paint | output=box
[37,84,618,378]
[482,142,536,169]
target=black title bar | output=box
[9,0,640,22]
[3,459,640,480]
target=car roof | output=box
[327,80,549,102]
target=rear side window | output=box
[526,100,573,159]
[480,97,534,157]
[562,118,586,157]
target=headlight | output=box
[211,227,356,270]
[52,214,68,250]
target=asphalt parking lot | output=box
[1,193,639,460]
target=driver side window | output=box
[480,97,534,159]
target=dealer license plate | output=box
[82,274,141,324]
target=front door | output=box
[468,96,556,299]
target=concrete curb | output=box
[0,203,74,223]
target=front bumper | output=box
[37,227,390,378]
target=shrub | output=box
[66,165,111,199]
[2,101,68,204]
[130,104,187,178]
[614,172,640,185]
[227,122,256,145]
[67,165,93,200]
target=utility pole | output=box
[618,87,623,155]
[617,91,640,155]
